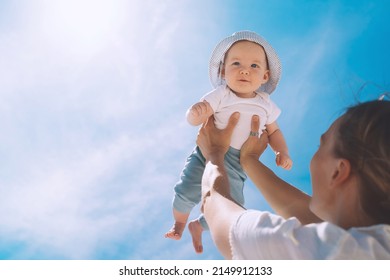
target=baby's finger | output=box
[284,161,292,170]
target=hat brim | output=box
[209,31,281,94]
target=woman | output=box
[198,100,390,259]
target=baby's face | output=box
[222,40,269,98]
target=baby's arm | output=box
[186,100,214,126]
[266,121,293,170]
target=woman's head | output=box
[333,100,390,224]
[311,100,390,225]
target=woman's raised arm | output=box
[197,113,246,259]
[240,115,321,224]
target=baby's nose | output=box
[240,68,249,75]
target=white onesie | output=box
[202,85,281,150]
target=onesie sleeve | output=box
[200,85,226,113]
[266,99,281,125]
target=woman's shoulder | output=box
[230,211,390,259]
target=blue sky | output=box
[0,0,389,260]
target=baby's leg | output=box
[224,148,246,206]
[188,214,208,253]
[165,209,190,240]
[188,219,203,253]
[187,148,245,254]
[166,147,206,240]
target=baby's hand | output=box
[276,152,293,170]
[189,101,210,118]
[186,101,213,126]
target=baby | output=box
[165,31,292,253]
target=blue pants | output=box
[172,146,247,230]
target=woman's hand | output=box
[196,112,240,161]
[240,115,269,167]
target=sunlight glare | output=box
[40,0,129,56]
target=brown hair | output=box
[334,100,390,224]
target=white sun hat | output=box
[209,30,282,94]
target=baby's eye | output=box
[251,63,259,68]
[232,61,240,66]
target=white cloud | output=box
[0,0,225,259]
[0,114,195,258]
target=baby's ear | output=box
[263,70,270,82]
[220,63,225,78]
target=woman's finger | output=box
[250,115,260,135]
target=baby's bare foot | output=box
[165,222,186,240]
[188,220,203,253]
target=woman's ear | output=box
[331,159,352,186]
